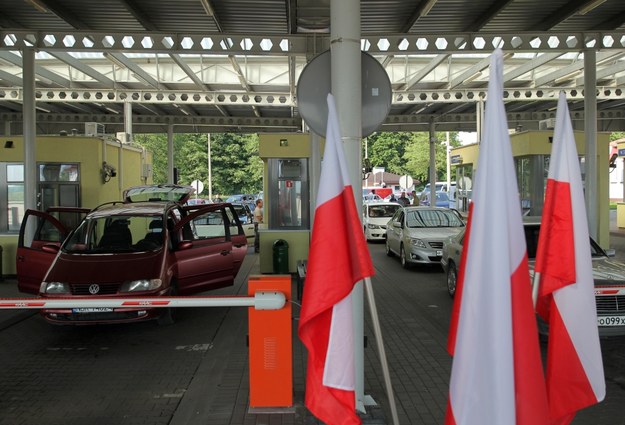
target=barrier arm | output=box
[0,292,286,310]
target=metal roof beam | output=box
[3,31,625,54]
[117,0,159,31]
[25,0,86,30]
[169,53,228,116]
[576,60,625,85]
[534,52,623,86]
[0,51,71,87]
[502,53,563,82]
[0,69,22,86]
[464,0,515,32]
[529,0,589,31]
[47,51,115,86]
[103,52,160,88]
[401,54,449,90]
[448,56,491,89]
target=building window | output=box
[2,163,24,233]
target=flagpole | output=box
[531,271,540,307]
[364,276,400,425]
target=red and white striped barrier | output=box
[0,291,286,310]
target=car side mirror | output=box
[393,221,401,228]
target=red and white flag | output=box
[298,93,375,425]
[445,49,550,425]
[534,91,605,425]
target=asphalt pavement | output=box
[0,212,624,425]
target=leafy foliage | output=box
[365,131,462,187]
[133,133,263,198]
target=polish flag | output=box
[298,93,375,425]
[445,49,550,425]
[534,92,605,425]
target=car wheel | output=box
[400,244,411,269]
[385,238,393,257]
[157,281,177,326]
[447,262,457,298]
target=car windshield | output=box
[405,209,464,228]
[63,215,164,253]
[369,204,400,218]
[524,224,604,259]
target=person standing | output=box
[398,191,410,207]
[411,190,420,206]
[253,199,263,253]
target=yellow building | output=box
[0,135,152,275]
[450,130,611,248]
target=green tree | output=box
[133,133,168,184]
[133,132,263,198]
[365,131,461,187]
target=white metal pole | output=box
[429,121,437,206]
[446,131,451,190]
[168,124,174,184]
[364,277,400,425]
[23,48,36,214]
[207,133,213,199]
[584,49,598,239]
[331,0,367,412]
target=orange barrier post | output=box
[248,275,293,408]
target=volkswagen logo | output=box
[88,284,100,295]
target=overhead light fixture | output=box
[199,0,215,16]
[577,0,607,15]
[420,0,438,17]
[24,0,48,13]
[36,105,51,113]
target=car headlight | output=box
[367,223,381,230]
[120,279,162,293]
[42,281,70,294]
[409,238,427,248]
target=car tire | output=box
[157,281,177,326]
[385,239,393,257]
[400,244,411,269]
[447,262,457,298]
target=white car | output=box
[363,202,402,241]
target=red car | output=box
[16,185,247,325]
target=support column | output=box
[331,0,367,412]
[207,133,212,199]
[310,132,322,224]
[429,121,437,206]
[22,48,36,213]
[167,124,174,184]
[584,49,598,239]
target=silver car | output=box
[385,207,465,268]
[441,218,625,337]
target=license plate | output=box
[72,307,114,313]
[436,250,443,256]
[597,316,625,327]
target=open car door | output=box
[16,208,89,294]
[172,204,247,294]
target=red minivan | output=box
[16,185,247,325]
